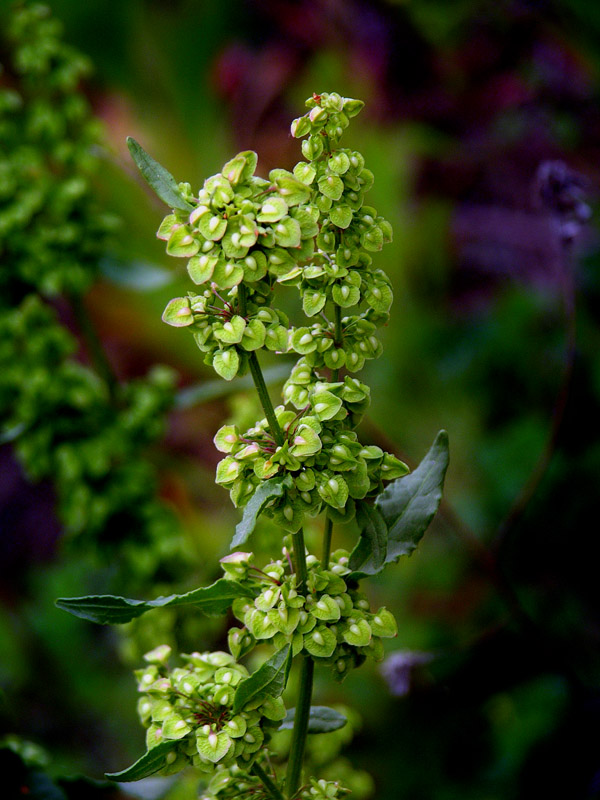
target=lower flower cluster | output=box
[202,766,349,800]
[223,550,398,681]
[135,646,285,775]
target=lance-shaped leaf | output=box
[279,706,347,734]
[56,579,254,625]
[351,431,448,579]
[348,501,388,576]
[105,741,176,782]
[230,477,289,549]
[127,137,193,212]
[232,644,291,715]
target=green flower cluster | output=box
[159,148,320,381]
[159,92,402,534]
[0,3,117,297]
[290,92,393,322]
[162,287,289,381]
[113,90,427,797]
[157,149,313,280]
[288,310,385,374]
[136,645,285,776]
[202,769,349,800]
[161,93,393,386]
[200,763,270,800]
[214,387,407,530]
[222,550,398,681]
[283,359,370,426]
[302,778,351,800]
[0,296,182,580]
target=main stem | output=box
[285,305,344,795]
[285,655,314,798]
[238,285,284,446]
[248,352,284,446]
[332,303,342,384]
[291,528,308,592]
[237,282,314,796]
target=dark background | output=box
[1,1,600,798]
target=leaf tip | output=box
[436,429,449,446]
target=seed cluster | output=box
[222,550,398,681]
[136,646,285,776]
[214,387,407,531]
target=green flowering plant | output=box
[58,92,449,799]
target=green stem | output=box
[70,292,117,397]
[237,284,284,446]
[285,655,314,799]
[248,352,284,446]
[252,761,285,800]
[322,515,333,568]
[332,303,343,382]
[333,302,343,346]
[291,527,308,593]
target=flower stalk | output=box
[285,655,315,798]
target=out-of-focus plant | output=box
[0,3,186,584]
[58,91,449,799]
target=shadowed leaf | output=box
[105,741,176,782]
[127,137,193,211]
[230,477,290,549]
[233,645,291,714]
[350,431,449,579]
[279,706,347,733]
[56,579,253,624]
[348,501,388,576]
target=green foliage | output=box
[105,740,176,782]
[0,4,185,585]
[56,579,254,624]
[349,431,449,578]
[231,476,291,548]
[232,644,292,714]
[0,296,182,580]
[127,137,194,212]
[0,3,117,297]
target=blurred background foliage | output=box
[1,0,599,798]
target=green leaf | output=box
[232,645,292,715]
[230,477,288,548]
[279,706,347,734]
[56,579,254,625]
[348,502,388,576]
[105,741,176,782]
[127,137,193,212]
[351,431,448,578]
